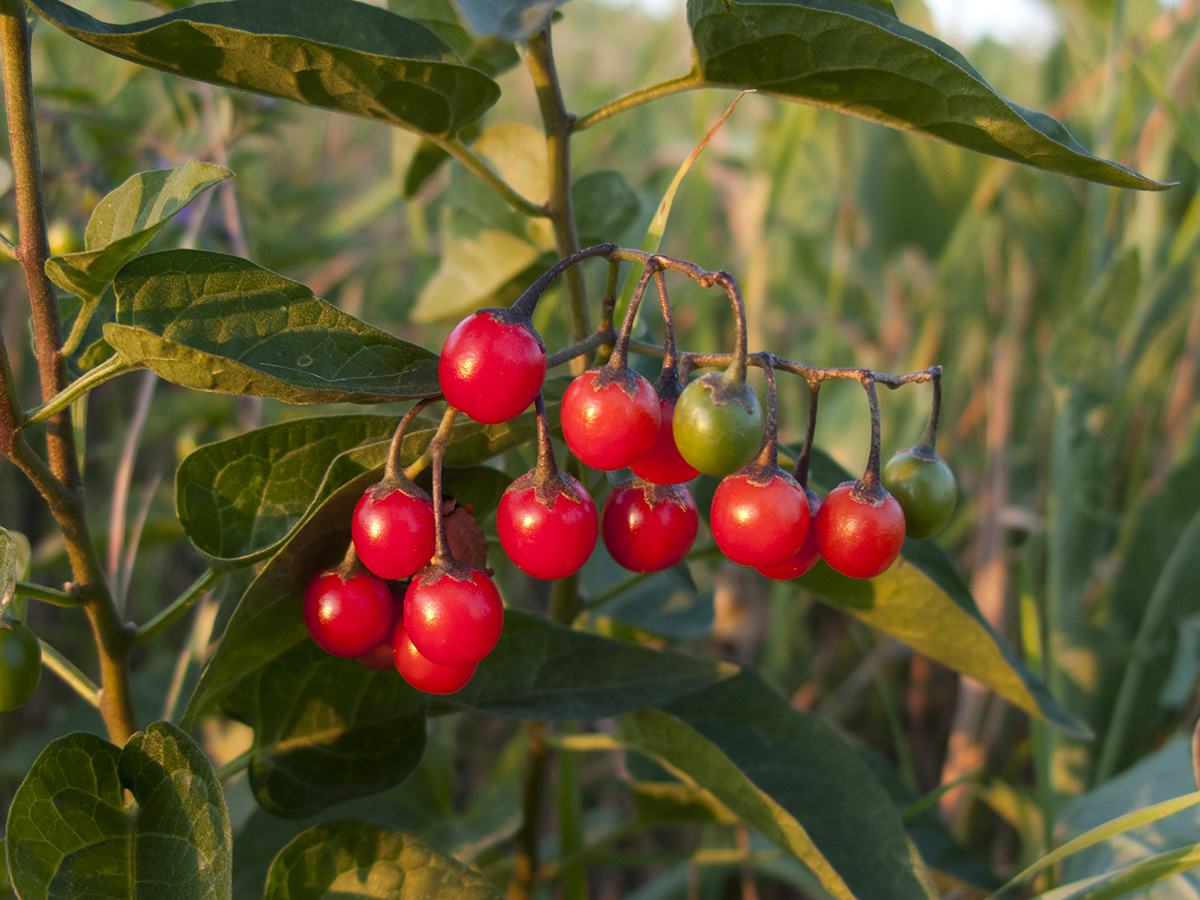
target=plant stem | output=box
[0,1,137,744]
[573,68,704,132]
[17,580,85,607]
[508,720,550,900]
[133,568,223,645]
[526,27,590,369]
[430,134,546,218]
[22,356,134,427]
[39,638,101,708]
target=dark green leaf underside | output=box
[108,250,439,404]
[26,0,499,137]
[687,0,1167,190]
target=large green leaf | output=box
[450,611,736,719]
[221,641,429,819]
[686,0,1167,190]
[618,670,938,900]
[46,160,230,303]
[796,447,1089,737]
[176,412,533,568]
[264,822,503,899]
[4,722,231,900]
[25,0,499,137]
[106,250,439,403]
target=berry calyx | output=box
[403,560,504,666]
[498,472,598,581]
[755,488,822,580]
[815,481,906,580]
[711,464,810,568]
[561,366,661,471]
[673,371,764,477]
[601,479,698,573]
[393,621,477,694]
[630,394,701,485]
[352,480,436,580]
[881,446,956,540]
[438,309,546,424]
[303,567,394,657]
[0,616,42,711]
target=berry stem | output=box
[854,376,885,499]
[511,243,617,321]
[384,398,438,483]
[403,406,458,483]
[650,267,686,401]
[608,261,658,370]
[753,353,779,469]
[792,381,821,489]
[918,367,944,452]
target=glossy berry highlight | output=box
[711,466,810,569]
[393,622,478,695]
[882,447,956,540]
[561,368,661,471]
[630,395,701,485]
[404,566,504,666]
[438,310,546,424]
[303,569,394,658]
[815,482,906,580]
[755,490,823,580]
[498,473,598,581]
[352,485,436,580]
[601,480,698,573]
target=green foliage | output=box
[5,723,231,900]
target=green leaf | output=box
[390,0,519,76]
[797,447,1089,738]
[449,0,564,42]
[686,0,1168,190]
[4,722,232,900]
[449,611,737,720]
[412,123,554,323]
[619,670,938,900]
[106,250,439,403]
[264,821,503,899]
[0,527,29,617]
[221,641,429,819]
[25,0,499,137]
[45,159,230,303]
[573,171,641,246]
[176,413,535,568]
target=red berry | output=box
[561,368,660,471]
[438,310,545,424]
[601,480,698,573]
[393,621,477,694]
[356,586,406,670]
[630,396,700,485]
[303,569,393,657]
[404,565,504,665]
[498,473,598,581]
[352,485,436,580]
[815,482,906,579]
[711,466,810,568]
[755,490,822,580]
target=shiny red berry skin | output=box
[630,397,700,485]
[303,570,394,658]
[404,566,504,665]
[438,310,546,424]
[392,621,477,694]
[352,486,435,580]
[601,480,698,573]
[498,474,598,581]
[561,369,661,471]
[815,482,906,579]
[356,586,406,671]
[755,491,822,580]
[711,468,810,568]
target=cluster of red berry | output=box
[302,246,955,695]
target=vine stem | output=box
[39,638,101,708]
[526,27,590,368]
[0,0,136,744]
[133,568,223,646]
[428,134,545,219]
[17,580,84,607]
[573,67,704,131]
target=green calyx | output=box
[672,372,764,477]
[881,447,956,540]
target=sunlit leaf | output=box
[687,0,1167,190]
[26,0,499,137]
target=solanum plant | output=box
[0,0,1194,898]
